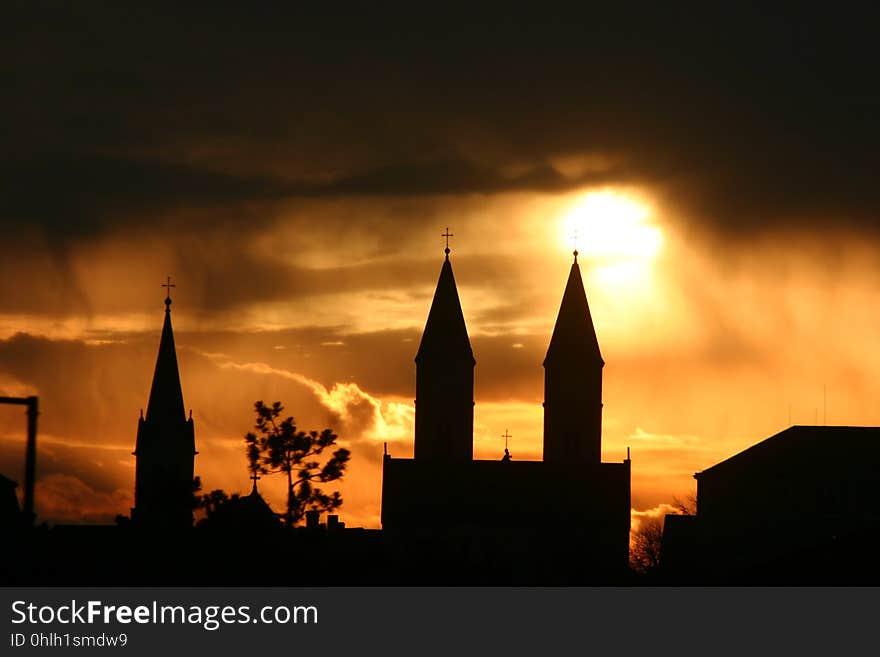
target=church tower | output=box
[543,252,604,464]
[414,236,475,461]
[132,280,197,529]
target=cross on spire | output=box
[250,471,261,494]
[572,228,580,263]
[442,227,454,258]
[501,428,512,462]
[161,275,176,308]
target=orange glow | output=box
[560,190,662,260]
[2,190,880,527]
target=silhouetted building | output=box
[132,289,197,530]
[200,488,281,533]
[382,248,631,580]
[662,425,880,582]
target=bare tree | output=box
[630,515,665,574]
[672,493,697,516]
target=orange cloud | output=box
[34,474,132,525]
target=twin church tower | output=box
[383,240,631,571]
[414,244,605,465]
[415,247,605,465]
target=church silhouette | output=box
[381,243,631,581]
[132,280,197,531]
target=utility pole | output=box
[0,395,38,524]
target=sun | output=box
[561,190,662,261]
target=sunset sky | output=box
[2,6,879,528]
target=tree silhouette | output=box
[630,515,665,574]
[198,489,241,518]
[630,496,696,574]
[672,494,697,516]
[191,476,238,526]
[191,476,203,511]
[244,400,351,527]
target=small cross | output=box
[250,471,261,493]
[441,227,454,256]
[572,228,580,263]
[501,429,512,450]
[161,275,175,302]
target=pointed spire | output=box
[544,258,603,366]
[414,240,475,462]
[145,285,186,423]
[415,253,474,364]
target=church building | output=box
[381,242,631,578]
[131,281,197,530]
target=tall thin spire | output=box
[133,279,197,530]
[145,282,186,423]
[414,242,475,462]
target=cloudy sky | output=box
[2,5,880,526]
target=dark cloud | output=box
[307,160,625,197]
[0,155,292,239]
[3,4,879,244]
[0,435,128,498]
[0,333,153,441]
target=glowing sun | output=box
[561,190,662,261]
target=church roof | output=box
[544,259,603,366]
[205,489,282,532]
[416,255,475,364]
[145,299,186,423]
